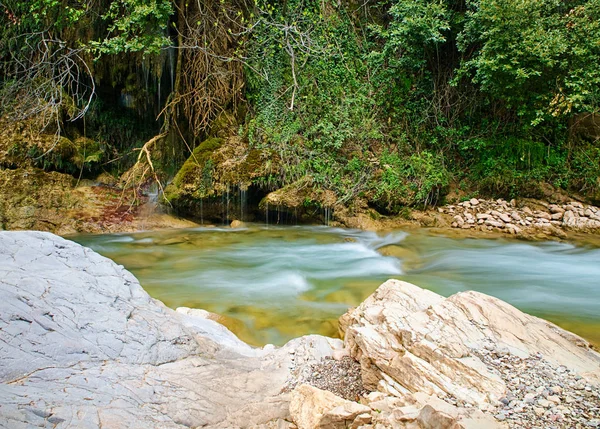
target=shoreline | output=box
[1,232,598,428]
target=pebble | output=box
[443,199,600,237]
[473,348,600,429]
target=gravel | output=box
[475,347,600,428]
[287,356,368,401]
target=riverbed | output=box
[72,225,600,347]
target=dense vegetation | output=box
[1,0,599,220]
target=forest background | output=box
[1,0,599,222]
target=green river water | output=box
[73,225,600,347]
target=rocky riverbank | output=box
[1,232,599,428]
[0,168,197,235]
[442,197,600,239]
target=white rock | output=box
[498,213,512,223]
[289,384,371,429]
[342,280,600,410]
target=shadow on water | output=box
[72,225,600,347]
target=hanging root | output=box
[119,132,169,209]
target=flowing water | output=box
[72,226,600,347]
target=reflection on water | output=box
[72,225,600,347]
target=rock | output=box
[485,219,504,228]
[417,405,458,428]
[469,198,480,206]
[551,212,564,220]
[289,384,371,429]
[476,213,491,220]
[523,207,533,215]
[498,213,512,223]
[550,386,563,394]
[0,231,343,428]
[505,224,521,235]
[547,395,561,404]
[453,215,465,226]
[536,212,552,220]
[510,212,522,222]
[230,219,246,228]
[549,205,565,214]
[342,280,600,409]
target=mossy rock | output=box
[163,138,223,207]
[170,138,223,190]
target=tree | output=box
[458,0,600,124]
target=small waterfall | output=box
[168,46,176,93]
[324,207,331,226]
[239,185,247,222]
[265,202,269,228]
[158,79,161,109]
[221,192,225,225]
[200,198,204,224]
[226,185,230,224]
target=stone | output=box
[417,405,458,428]
[453,215,465,226]
[536,212,552,220]
[350,413,372,429]
[230,219,246,228]
[476,213,491,220]
[551,212,564,220]
[0,232,343,428]
[485,219,505,228]
[469,198,480,206]
[538,399,551,408]
[505,224,521,235]
[342,280,600,409]
[547,395,561,405]
[498,213,512,223]
[289,384,371,429]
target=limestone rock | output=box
[0,231,342,428]
[289,384,371,429]
[231,219,246,228]
[342,280,600,409]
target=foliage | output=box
[90,0,173,55]
[376,151,449,210]
[1,0,600,214]
[458,0,600,122]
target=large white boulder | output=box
[341,279,600,408]
[0,231,342,428]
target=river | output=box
[72,225,600,347]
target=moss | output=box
[170,137,223,192]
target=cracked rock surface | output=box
[0,231,342,428]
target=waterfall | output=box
[239,185,247,222]
[200,198,203,224]
[265,202,269,228]
[226,185,230,224]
